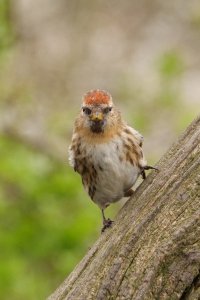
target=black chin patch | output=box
[90,121,104,133]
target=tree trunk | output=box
[48,116,200,300]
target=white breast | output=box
[83,137,140,208]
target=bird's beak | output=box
[90,112,104,122]
[89,112,105,133]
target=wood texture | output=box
[48,116,200,300]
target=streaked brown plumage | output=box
[69,90,157,232]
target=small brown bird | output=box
[69,90,157,232]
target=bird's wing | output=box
[125,125,147,168]
[68,145,75,168]
[126,125,144,147]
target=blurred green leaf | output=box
[0,0,14,58]
[158,51,185,79]
[0,136,100,299]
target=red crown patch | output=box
[83,90,112,105]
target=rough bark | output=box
[48,116,200,300]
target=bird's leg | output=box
[141,169,146,180]
[101,209,113,233]
[141,165,159,180]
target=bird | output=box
[68,89,158,232]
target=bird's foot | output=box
[141,165,159,180]
[143,165,159,171]
[124,188,134,197]
[101,218,113,233]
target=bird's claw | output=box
[143,165,159,171]
[101,218,113,233]
[141,165,159,180]
[124,188,134,197]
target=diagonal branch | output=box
[48,116,200,300]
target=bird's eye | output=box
[82,107,92,115]
[103,107,112,114]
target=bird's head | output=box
[80,89,117,134]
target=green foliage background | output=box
[0,137,101,299]
[0,1,198,299]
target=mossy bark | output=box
[48,116,200,300]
